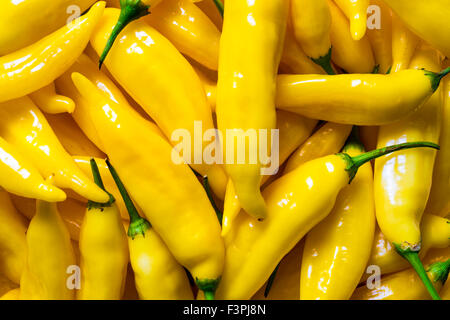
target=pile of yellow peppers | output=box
[0,0,449,301]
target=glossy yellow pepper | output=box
[29,83,75,114]
[216,0,288,220]
[20,197,76,300]
[0,137,66,202]
[328,0,375,73]
[196,0,223,30]
[363,214,450,282]
[426,59,450,218]
[0,2,105,103]
[192,64,218,112]
[0,97,109,204]
[384,0,450,58]
[216,140,438,299]
[0,192,27,284]
[284,122,352,174]
[91,9,227,199]
[145,0,221,70]
[352,248,450,300]
[276,67,450,125]
[221,111,317,236]
[78,159,128,300]
[71,72,224,299]
[333,0,369,40]
[374,44,444,300]
[252,241,304,300]
[107,160,194,300]
[0,0,97,55]
[291,0,334,74]
[46,113,106,159]
[366,0,392,74]
[0,288,20,300]
[280,26,326,75]
[391,13,420,73]
[300,131,376,300]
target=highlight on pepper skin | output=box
[0,0,449,304]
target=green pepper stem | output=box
[204,291,215,300]
[99,0,150,69]
[428,259,450,285]
[342,126,365,153]
[264,263,281,298]
[339,141,440,183]
[311,48,336,75]
[196,278,221,300]
[425,67,450,92]
[212,0,224,17]
[87,158,115,209]
[372,64,380,74]
[202,176,223,225]
[395,246,441,300]
[105,159,151,239]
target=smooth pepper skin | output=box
[29,82,75,114]
[333,0,369,41]
[290,0,333,74]
[216,0,289,220]
[426,59,450,217]
[20,199,76,300]
[300,142,376,300]
[71,73,225,298]
[0,2,105,103]
[90,8,227,200]
[374,45,443,251]
[391,13,420,73]
[276,68,450,126]
[327,0,375,74]
[0,0,96,55]
[384,0,450,58]
[145,0,221,70]
[0,97,109,204]
[78,162,129,300]
[0,192,27,284]
[216,155,349,300]
[362,214,450,282]
[0,136,66,202]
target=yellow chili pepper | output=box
[291,0,334,74]
[391,13,420,73]
[29,82,75,115]
[216,0,288,220]
[0,136,66,202]
[280,25,326,75]
[196,0,223,30]
[333,0,369,41]
[0,0,97,55]
[0,97,109,204]
[107,159,194,300]
[374,44,444,300]
[145,0,221,70]
[0,2,105,103]
[90,9,227,199]
[359,126,379,152]
[363,214,450,282]
[192,64,218,112]
[252,241,304,300]
[328,0,375,73]
[216,139,438,299]
[384,0,450,58]
[352,249,450,300]
[221,111,317,236]
[284,122,352,174]
[20,195,76,300]
[366,0,392,74]
[0,192,27,284]
[71,72,224,299]
[0,274,18,297]
[0,288,20,300]
[426,59,450,217]
[46,113,106,159]
[276,67,450,125]
[300,129,376,300]
[78,159,128,300]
